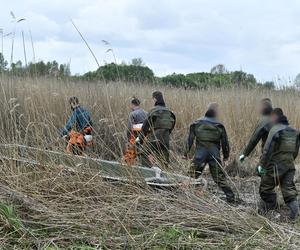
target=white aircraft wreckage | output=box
[0,144,207,189]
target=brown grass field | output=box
[0,75,300,249]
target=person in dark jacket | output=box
[139,91,176,168]
[185,103,235,203]
[239,98,273,162]
[258,108,299,220]
[61,97,93,155]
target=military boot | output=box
[287,200,299,221]
[222,187,235,203]
[258,199,278,215]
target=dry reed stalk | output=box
[0,76,300,248]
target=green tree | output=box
[263,81,275,89]
[162,73,197,88]
[11,60,23,75]
[59,63,71,77]
[131,58,144,66]
[294,73,300,88]
[210,64,227,74]
[231,71,256,87]
[0,53,8,72]
[83,63,154,82]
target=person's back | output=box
[72,106,92,132]
[261,122,299,167]
[62,97,92,136]
[129,108,147,125]
[128,107,147,142]
[187,115,229,170]
[128,97,147,134]
[146,104,176,147]
[61,97,93,155]
[186,107,230,164]
[125,97,147,165]
[259,108,300,220]
[185,104,234,203]
[275,127,299,164]
[140,91,176,168]
[193,117,225,151]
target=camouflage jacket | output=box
[186,117,230,159]
[141,105,176,146]
[260,123,300,167]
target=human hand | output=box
[239,154,245,163]
[256,165,266,177]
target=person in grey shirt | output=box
[127,97,147,141]
[124,97,148,165]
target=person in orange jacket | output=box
[61,97,93,155]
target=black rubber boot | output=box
[222,187,235,203]
[265,201,278,210]
[258,200,278,215]
[287,200,299,221]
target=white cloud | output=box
[0,0,300,81]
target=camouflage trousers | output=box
[189,146,234,201]
[260,163,298,207]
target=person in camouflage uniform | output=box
[184,103,235,203]
[139,91,176,168]
[258,108,299,220]
[239,98,273,162]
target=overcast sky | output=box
[0,0,300,82]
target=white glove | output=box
[239,154,245,163]
[135,137,140,144]
[256,165,266,176]
[84,135,93,142]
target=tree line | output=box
[0,52,292,89]
[0,53,71,78]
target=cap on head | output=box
[69,96,79,105]
[131,96,141,106]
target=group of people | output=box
[61,92,299,221]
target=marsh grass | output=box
[1,76,300,163]
[0,76,300,248]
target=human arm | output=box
[293,133,300,159]
[61,111,76,136]
[242,122,267,157]
[170,112,176,133]
[221,126,230,160]
[185,124,195,157]
[140,113,154,143]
